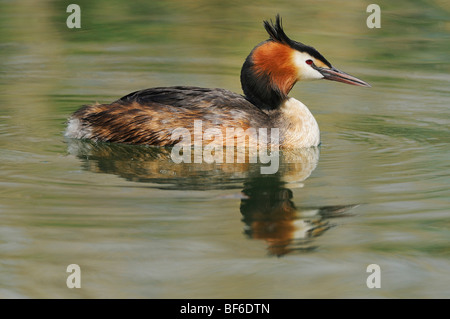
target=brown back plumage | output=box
[69,86,272,146]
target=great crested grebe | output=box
[66,15,370,148]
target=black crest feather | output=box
[263,14,332,68]
[263,15,292,45]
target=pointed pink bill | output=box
[318,66,371,87]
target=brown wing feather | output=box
[69,86,272,146]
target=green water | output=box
[0,0,449,298]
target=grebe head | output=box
[241,15,370,110]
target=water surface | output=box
[0,0,449,298]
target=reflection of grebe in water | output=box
[66,15,369,149]
[67,141,358,256]
[240,176,356,256]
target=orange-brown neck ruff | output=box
[252,41,298,98]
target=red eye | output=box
[305,59,313,65]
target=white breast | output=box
[279,97,320,148]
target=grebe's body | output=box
[67,87,319,148]
[66,16,369,148]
